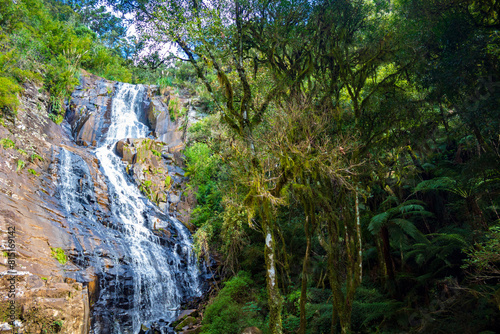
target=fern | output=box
[414,177,457,193]
[407,231,468,274]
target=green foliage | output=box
[139,180,153,196]
[0,0,134,122]
[16,159,25,171]
[48,112,64,124]
[168,96,180,121]
[151,149,161,157]
[184,142,220,186]
[28,168,38,175]
[351,286,403,332]
[50,247,67,265]
[0,138,15,149]
[164,175,172,190]
[157,76,172,89]
[30,153,44,162]
[202,272,264,334]
[463,224,500,279]
[407,230,469,276]
[0,76,21,114]
[369,199,431,243]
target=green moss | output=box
[17,148,27,155]
[152,149,161,157]
[53,320,63,329]
[50,247,67,265]
[41,277,47,281]
[28,168,38,175]
[0,138,15,149]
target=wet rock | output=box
[116,139,126,157]
[174,316,197,331]
[147,98,169,130]
[179,219,197,233]
[169,193,181,204]
[174,309,198,322]
[139,324,150,334]
[65,71,114,147]
[242,327,263,334]
[159,202,168,212]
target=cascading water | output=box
[57,83,201,333]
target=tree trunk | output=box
[381,226,395,282]
[298,216,311,334]
[263,203,283,334]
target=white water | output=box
[58,83,201,334]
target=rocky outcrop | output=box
[114,137,197,231]
[171,310,201,334]
[0,81,95,333]
[144,88,189,152]
[65,70,115,147]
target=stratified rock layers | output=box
[0,71,201,333]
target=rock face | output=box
[144,88,188,152]
[114,137,196,230]
[0,81,94,333]
[65,70,115,147]
[0,74,204,333]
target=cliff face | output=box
[0,72,202,333]
[0,81,92,333]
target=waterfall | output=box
[57,83,201,334]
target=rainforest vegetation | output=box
[1,0,499,333]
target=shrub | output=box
[202,272,258,334]
[50,247,67,265]
[16,159,25,171]
[168,96,181,121]
[157,76,172,90]
[0,76,21,114]
[0,138,15,149]
[30,153,44,162]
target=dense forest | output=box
[1,0,499,333]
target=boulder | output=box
[169,193,181,204]
[147,98,169,130]
[115,139,126,157]
[174,309,198,323]
[174,316,197,332]
[123,145,137,163]
[158,202,168,212]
